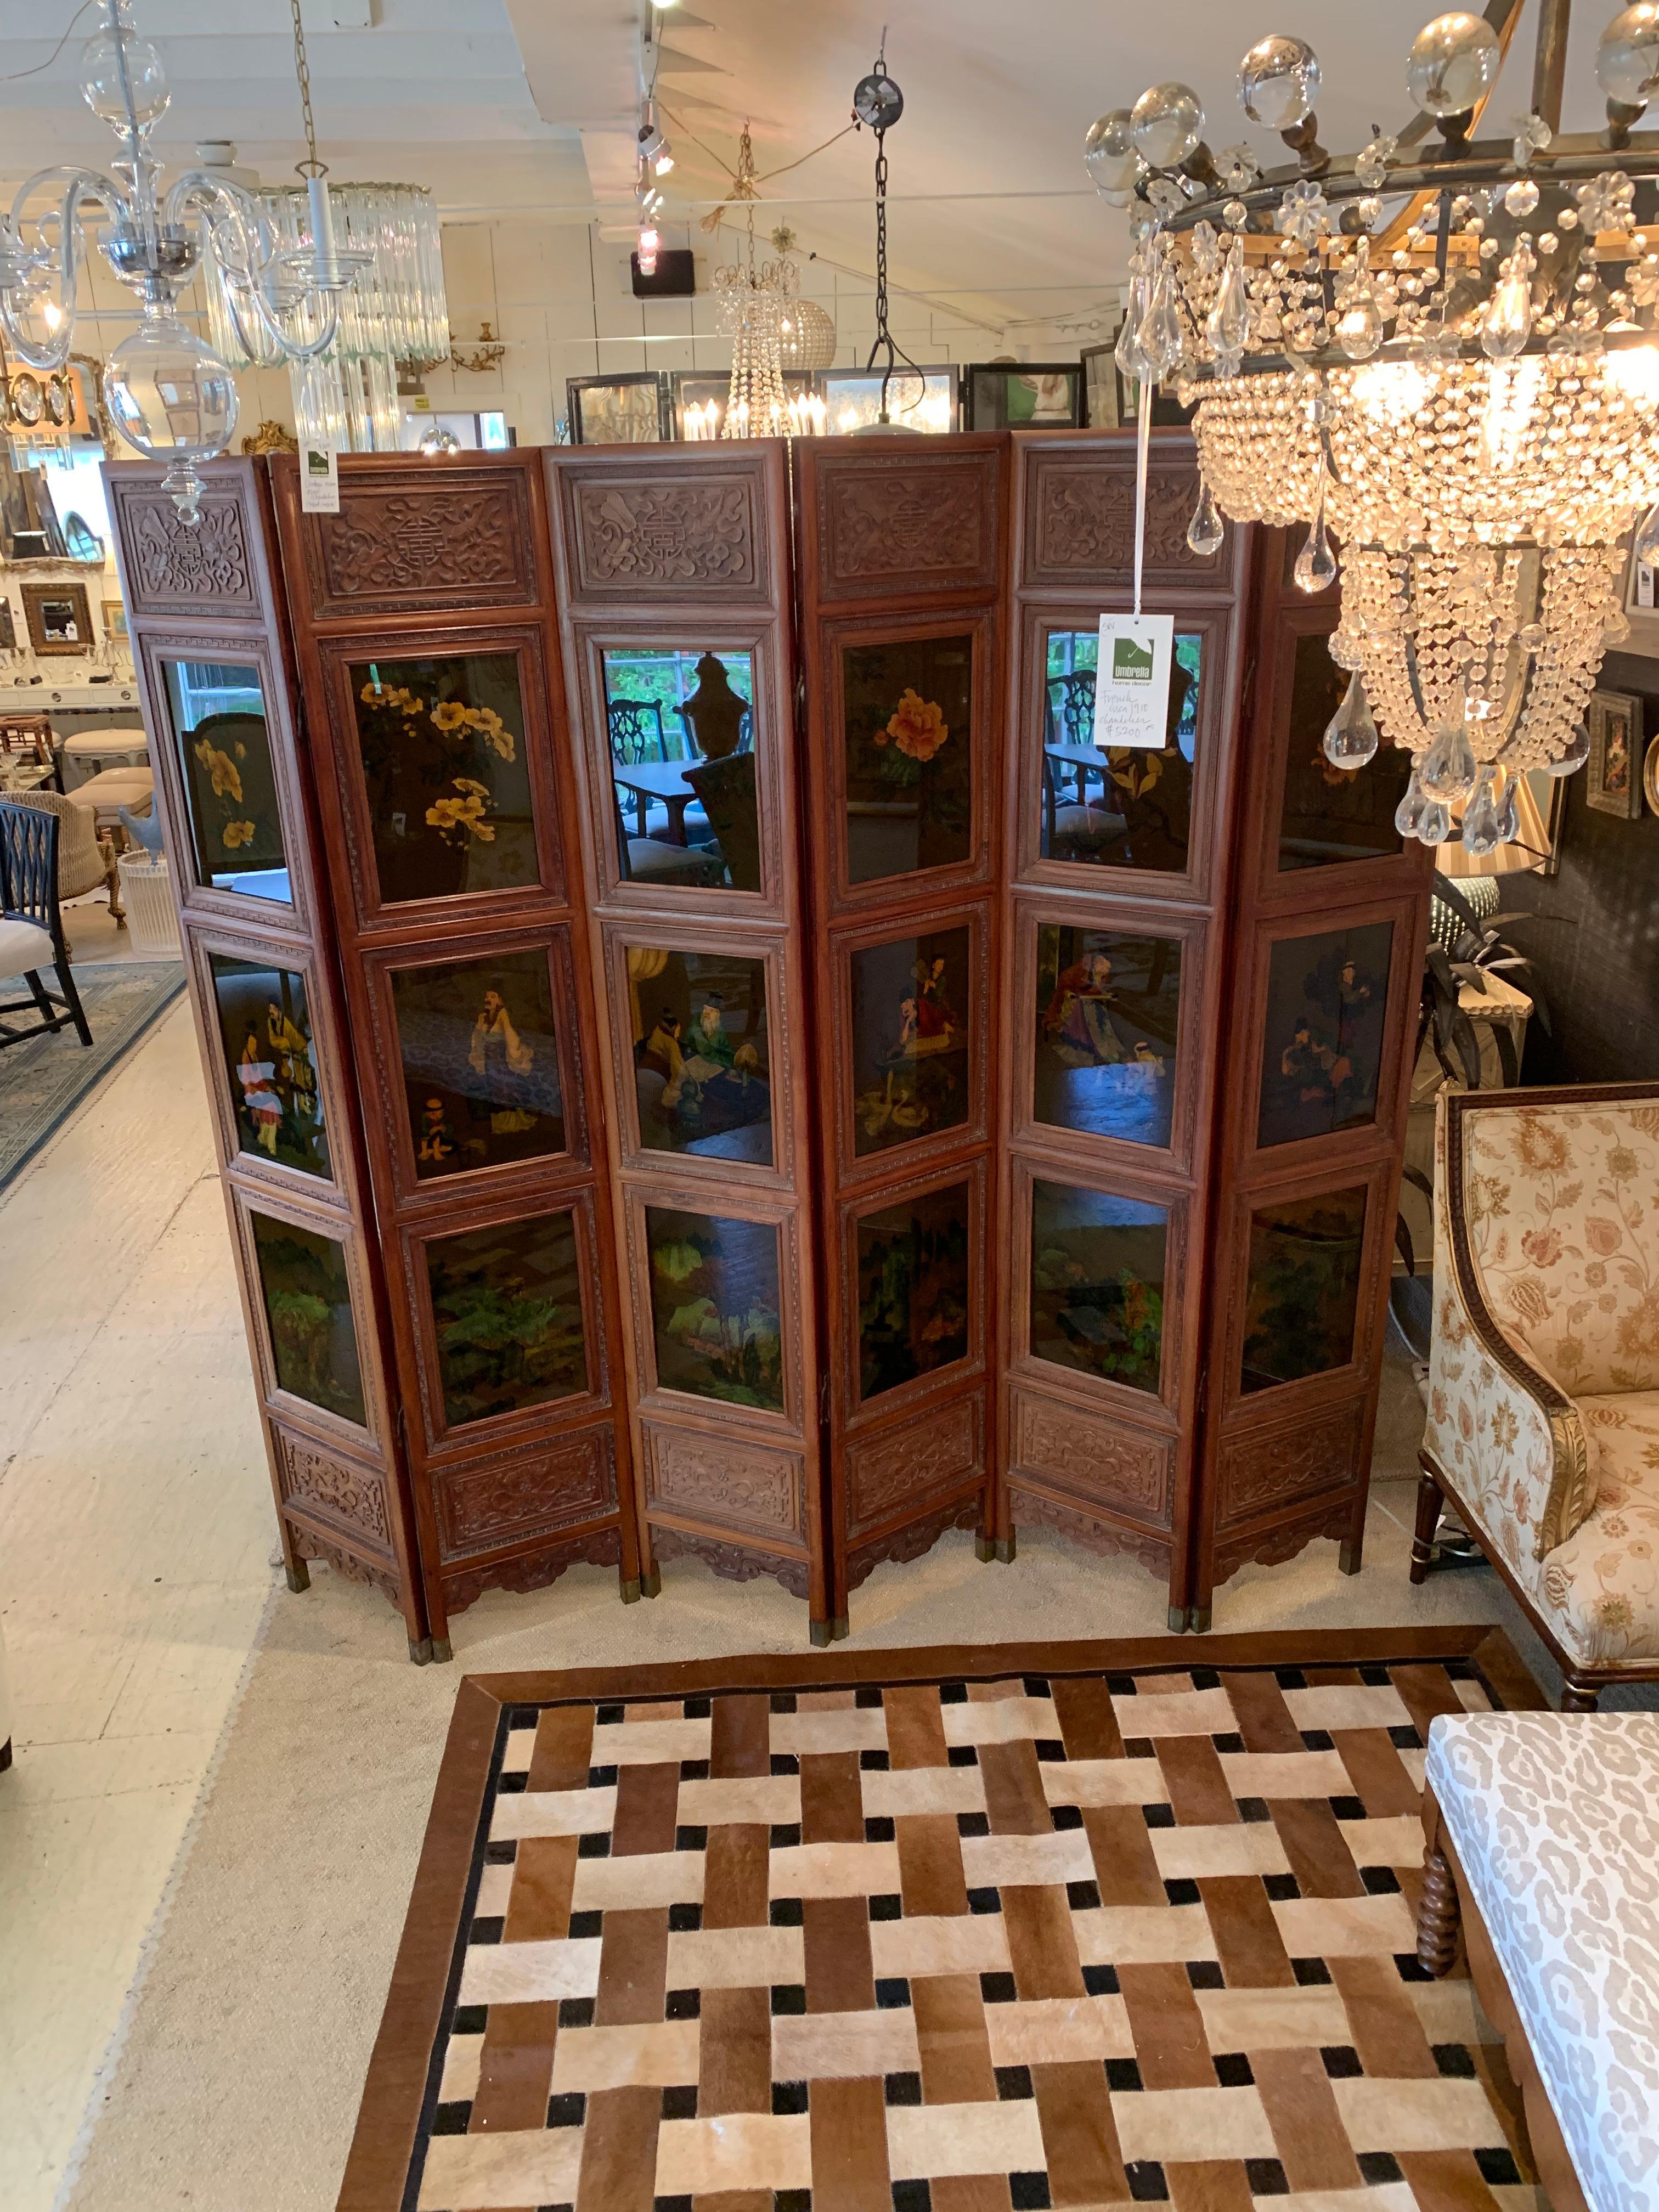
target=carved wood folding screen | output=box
[109,436,1427,1656]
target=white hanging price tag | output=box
[299,441,340,515]
[1093,612,1175,752]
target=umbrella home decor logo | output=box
[1112,635,1155,683]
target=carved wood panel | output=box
[1009,1481,1172,1578]
[298,463,535,619]
[847,1397,982,1537]
[1011,1385,1174,1528]
[1022,438,1237,594]
[812,447,1001,601]
[643,1423,806,1542]
[274,1432,391,1548]
[1216,1400,1367,1530]
[559,465,768,606]
[433,1427,618,1560]
[110,473,261,619]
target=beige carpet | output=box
[59,1352,1563,2212]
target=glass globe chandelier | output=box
[1090,3,1659,855]
[0,0,370,522]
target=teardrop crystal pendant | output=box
[1323,672,1380,768]
[1545,722,1592,775]
[1115,281,1150,381]
[1636,503,1659,568]
[1420,798,1453,846]
[1460,765,1503,857]
[1395,769,1439,842]
[1140,260,1184,380]
[1293,503,1336,594]
[1187,477,1224,556]
[1205,236,1251,370]
[1493,768,1521,846]
[1418,717,1478,804]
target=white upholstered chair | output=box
[1415,1084,1659,1709]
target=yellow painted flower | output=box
[883,688,949,763]
[222,819,256,849]
[234,742,246,759]
[194,739,243,803]
[465,705,515,760]
[426,786,496,844]
[453,776,490,797]
[432,701,469,733]
[359,680,383,704]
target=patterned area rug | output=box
[341,1629,1545,2212]
[0,960,185,1192]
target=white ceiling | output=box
[0,0,1636,337]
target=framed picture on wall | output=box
[962,363,1083,431]
[821,365,956,435]
[670,369,819,441]
[0,598,14,651]
[22,579,91,655]
[1587,689,1644,818]
[102,596,128,641]
[1079,342,1119,428]
[566,373,668,445]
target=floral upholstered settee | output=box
[1416,1085,1659,1708]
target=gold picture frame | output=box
[21,579,92,656]
[1586,688,1644,819]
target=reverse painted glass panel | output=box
[646,1207,783,1412]
[208,954,329,1178]
[349,654,536,904]
[1257,922,1393,1149]
[1278,633,1412,871]
[391,950,565,1180]
[843,634,973,884]
[163,660,288,901]
[1040,628,1201,873]
[628,945,771,1165]
[602,647,759,894]
[857,1182,972,1402]
[850,926,970,1155]
[425,1211,589,1429]
[1034,927,1180,1149]
[1242,1187,1367,1393]
[1029,1179,1166,1395]
[249,1212,365,1425]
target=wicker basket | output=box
[116,851,182,956]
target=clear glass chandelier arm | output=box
[166,174,340,363]
[0,169,127,370]
[244,282,340,362]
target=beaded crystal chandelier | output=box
[1091,3,1659,853]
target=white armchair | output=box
[1415,1084,1659,1709]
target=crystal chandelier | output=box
[0,0,368,521]
[204,182,450,457]
[713,135,792,440]
[1092,3,1659,855]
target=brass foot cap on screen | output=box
[810,1619,835,1648]
[1167,1605,1189,1634]
[408,1637,433,1665]
[641,1567,662,1598]
[620,1577,642,1604]
[1188,1606,1212,1633]
[995,1536,1015,1563]
[975,1534,996,1562]
[285,1561,311,1594]
[429,1638,454,1664]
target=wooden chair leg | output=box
[54,960,92,1047]
[1417,1844,1463,1975]
[1410,1465,1444,1585]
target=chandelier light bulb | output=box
[1323,673,1381,768]
[1597,4,1659,109]
[1481,257,1534,359]
[1130,82,1204,168]
[1335,285,1384,362]
[1083,109,1139,194]
[1237,35,1321,131]
[1406,12,1502,118]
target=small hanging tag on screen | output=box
[1093,612,1174,751]
[300,442,340,516]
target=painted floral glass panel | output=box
[1040,628,1201,872]
[646,1207,783,1412]
[425,1211,589,1429]
[627,944,771,1165]
[1034,926,1181,1149]
[1242,1186,1368,1393]
[1278,631,1411,871]
[208,953,330,1178]
[1257,922,1393,1149]
[348,654,537,905]
[163,659,288,901]
[843,634,973,883]
[857,1181,972,1401]
[1029,1179,1166,1395]
[391,949,566,1180]
[850,925,970,1156]
[249,1212,365,1424]
[603,647,759,894]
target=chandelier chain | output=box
[290,0,325,178]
